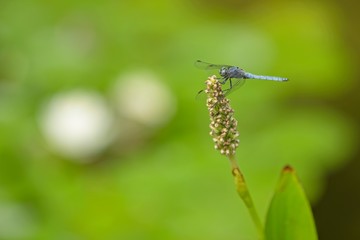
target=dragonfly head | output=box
[219,67,228,78]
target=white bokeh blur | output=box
[39,90,114,161]
[38,71,176,161]
[112,71,176,127]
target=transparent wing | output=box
[223,78,246,96]
[194,60,230,70]
[195,89,207,101]
[195,78,246,99]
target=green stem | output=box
[228,154,264,240]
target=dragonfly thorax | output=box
[219,66,244,79]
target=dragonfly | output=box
[195,60,288,95]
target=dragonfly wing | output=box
[194,60,230,70]
[224,78,246,96]
[195,88,207,101]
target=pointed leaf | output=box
[265,165,318,240]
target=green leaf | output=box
[265,165,318,240]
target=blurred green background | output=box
[1,0,359,239]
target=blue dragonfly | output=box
[195,60,288,95]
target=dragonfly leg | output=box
[219,77,229,84]
[220,78,232,89]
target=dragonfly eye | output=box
[219,67,227,77]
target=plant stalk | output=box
[228,154,264,240]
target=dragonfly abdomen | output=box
[244,72,288,82]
